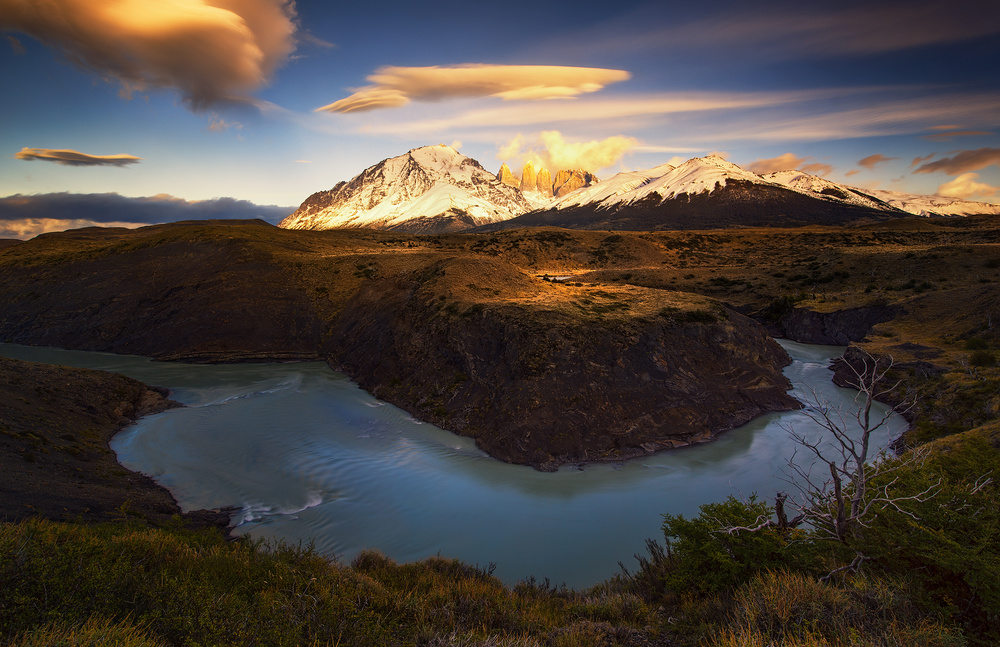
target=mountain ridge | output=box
[282,147,999,235]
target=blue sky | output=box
[1,0,999,237]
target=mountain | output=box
[483,155,909,231]
[280,145,531,234]
[761,170,1000,217]
[847,187,1000,217]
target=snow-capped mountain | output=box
[760,170,899,213]
[280,145,531,234]
[847,187,1000,217]
[484,156,909,231]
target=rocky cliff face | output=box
[762,304,903,345]
[519,162,537,193]
[535,168,553,197]
[553,169,598,197]
[324,257,799,470]
[498,162,519,188]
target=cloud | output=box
[913,148,1000,174]
[0,0,297,109]
[555,0,1000,63]
[0,192,294,238]
[858,154,897,170]
[801,162,834,176]
[207,115,243,132]
[936,173,999,200]
[354,88,851,136]
[14,147,141,166]
[845,169,861,177]
[747,153,808,174]
[911,153,936,167]
[317,65,631,113]
[497,131,637,172]
[923,130,992,141]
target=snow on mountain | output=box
[851,188,1000,217]
[549,156,771,210]
[280,145,531,233]
[761,170,899,213]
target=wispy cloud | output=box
[913,148,1000,174]
[317,65,631,113]
[746,154,833,176]
[352,88,850,136]
[747,153,809,174]
[923,130,992,141]
[911,153,936,167]
[936,173,999,199]
[547,0,1000,63]
[801,163,833,176]
[497,131,637,173]
[0,0,297,109]
[14,147,141,167]
[858,154,897,170]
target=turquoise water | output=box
[0,341,906,588]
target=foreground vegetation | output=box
[2,419,996,645]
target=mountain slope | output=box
[280,145,531,234]
[485,156,906,231]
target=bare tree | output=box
[724,348,940,561]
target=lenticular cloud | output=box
[0,0,297,109]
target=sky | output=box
[1,0,999,238]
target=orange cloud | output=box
[936,173,999,200]
[858,154,897,170]
[845,169,861,177]
[318,65,631,113]
[801,162,833,176]
[747,153,807,174]
[14,147,141,166]
[914,148,1000,174]
[911,153,935,168]
[923,130,992,141]
[497,131,636,172]
[0,0,297,109]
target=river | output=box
[0,340,906,588]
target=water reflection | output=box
[0,340,906,588]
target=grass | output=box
[0,519,658,647]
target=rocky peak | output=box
[553,169,598,197]
[497,162,519,188]
[535,168,553,197]
[520,162,537,193]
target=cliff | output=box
[0,222,799,470]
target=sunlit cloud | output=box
[801,162,833,176]
[317,65,631,113]
[911,153,936,167]
[936,173,999,200]
[14,147,141,167]
[354,88,852,136]
[913,148,1000,174]
[747,153,808,174]
[923,129,992,141]
[0,0,297,109]
[207,114,243,132]
[497,131,637,172]
[858,154,897,170]
[845,169,861,177]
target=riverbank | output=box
[0,355,231,531]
